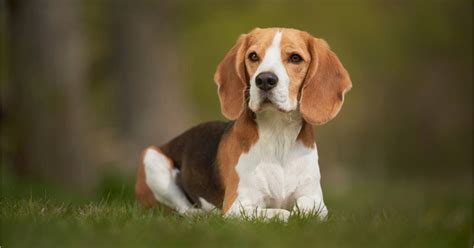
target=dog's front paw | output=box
[182,208,206,216]
[263,209,290,221]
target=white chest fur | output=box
[230,110,325,212]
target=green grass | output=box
[0,178,471,248]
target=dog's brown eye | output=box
[289,54,303,63]
[248,52,259,62]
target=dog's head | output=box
[214,27,352,125]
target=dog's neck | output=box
[232,108,315,156]
[255,108,303,141]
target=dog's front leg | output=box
[225,204,290,221]
[293,195,328,220]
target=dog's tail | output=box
[135,146,159,208]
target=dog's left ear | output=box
[300,37,352,125]
[214,34,249,120]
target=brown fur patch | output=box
[297,121,315,148]
[217,110,259,213]
[280,29,312,103]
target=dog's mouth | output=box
[260,91,274,102]
[254,94,291,113]
[260,92,275,107]
[262,98,272,105]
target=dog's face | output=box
[245,29,310,113]
[215,28,352,125]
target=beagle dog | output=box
[135,27,352,221]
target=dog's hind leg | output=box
[138,147,194,214]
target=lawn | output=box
[0,176,471,248]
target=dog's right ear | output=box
[214,34,249,120]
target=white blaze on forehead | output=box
[255,31,285,74]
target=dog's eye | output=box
[248,52,259,62]
[289,54,303,63]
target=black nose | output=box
[255,72,278,91]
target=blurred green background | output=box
[0,0,472,246]
[1,0,471,192]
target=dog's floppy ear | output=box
[214,34,249,120]
[300,37,352,125]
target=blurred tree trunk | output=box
[8,0,93,188]
[111,1,191,160]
